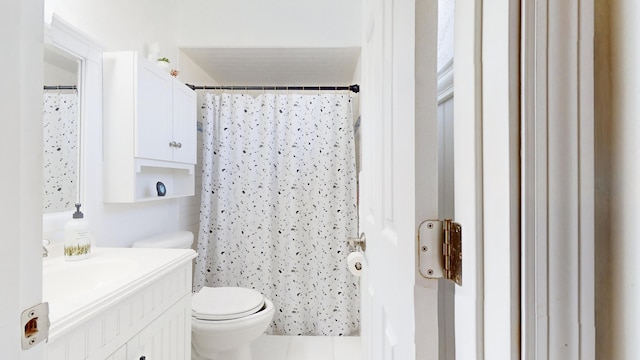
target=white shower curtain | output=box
[194,92,359,336]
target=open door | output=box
[358,0,495,359]
[358,0,447,359]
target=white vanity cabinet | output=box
[103,51,196,202]
[45,248,196,360]
[126,294,191,360]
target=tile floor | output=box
[251,335,361,360]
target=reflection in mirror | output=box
[42,45,80,214]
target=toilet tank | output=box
[131,231,194,249]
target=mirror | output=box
[42,44,81,214]
[42,15,102,242]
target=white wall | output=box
[177,49,218,86]
[437,0,455,71]
[45,0,179,64]
[43,0,359,247]
[43,0,215,246]
[43,61,76,87]
[602,1,640,359]
[177,0,361,48]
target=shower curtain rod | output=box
[186,83,360,94]
[43,85,77,90]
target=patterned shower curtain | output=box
[42,92,78,213]
[193,92,359,336]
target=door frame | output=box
[520,0,595,358]
[481,0,522,359]
[452,0,484,358]
[454,0,522,359]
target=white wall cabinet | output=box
[103,51,196,202]
[170,79,198,164]
[134,61,173,162]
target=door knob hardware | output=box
[348,232,366,252]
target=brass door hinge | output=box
[418,219,462,285]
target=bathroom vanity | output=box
[43,247,196,360]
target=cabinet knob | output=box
[169,141,176,148]
[140,357,146,360]
[176,142,182,148]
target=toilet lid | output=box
[192,287,265,321]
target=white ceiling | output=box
[180,47,361,86]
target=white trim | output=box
[47,15,104,64]
[453,0,484,359]
[521,0,595,358]
[481,0,521,358]
[437,59,454,104]
[577,2,596,358]
[521,0,546,357]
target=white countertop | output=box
[43,247,196,339]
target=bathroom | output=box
[44,0,365,358]
[2,0,457,359]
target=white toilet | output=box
[132,231,275,360]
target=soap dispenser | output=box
[64,203,91,261]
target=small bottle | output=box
[64,203,91,261]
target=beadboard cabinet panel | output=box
[127,295,191,360]
[105,346,126,360]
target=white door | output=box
[359,0,444,359]
[359,0,494,358]
[1,0,46,359]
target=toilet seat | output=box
[192,287,265,321]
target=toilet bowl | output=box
[191,287,275,360]
[131,232,275,360]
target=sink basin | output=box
[42,246,198,348]
[42,247,196,326]
[43,258,138,302]
[43,252,141,324]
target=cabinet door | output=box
[127,296,191,360]
[106,345,127,360]
[135,61,173,161]
[171,79,197,164]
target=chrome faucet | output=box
[42,240,50,258]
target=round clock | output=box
[156,181,166,197]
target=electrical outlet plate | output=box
[21,302,49,350]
